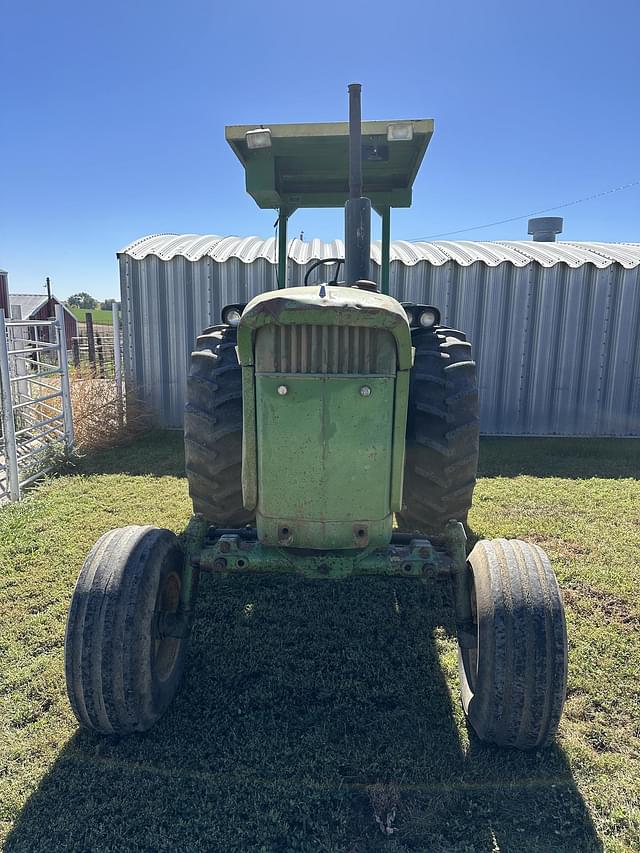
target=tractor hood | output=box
[236,285,412,370]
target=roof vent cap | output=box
[528,217,563,242]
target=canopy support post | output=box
[381,206,391,295]
[277,208,290,289]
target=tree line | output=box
[66,292,116,311]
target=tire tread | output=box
[64,526,186,735]
[184,326,252,526]
[459,538,568,749]
[398,327,480,534]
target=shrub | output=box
[70,369,151,452]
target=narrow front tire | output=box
[458,538,567,749]
[64,525,188,735]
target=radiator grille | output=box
[255,325,396,375]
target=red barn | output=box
[9,293,78,350]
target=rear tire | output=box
[184,325,252,526]
[64,526,187,735]
[458,539,568,749]
[398,326,480,535]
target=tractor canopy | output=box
[225,119,434,212]
[225,117,434,293]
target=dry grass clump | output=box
[70,369,150,452]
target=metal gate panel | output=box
[0,305,74,502]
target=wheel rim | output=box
[153,570,182,682]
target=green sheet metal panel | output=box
[255,374,395,550]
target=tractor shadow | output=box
[71,429,186,478]
[478,436,640,480]
[6,573,601,852]
[70,432,640,483]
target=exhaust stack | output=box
[344,83,372,284]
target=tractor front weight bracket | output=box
[157,515,209,640]
[444,522,476,649]
[188,518,468,581]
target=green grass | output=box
[67,307,113,325]
[1,434,639,852]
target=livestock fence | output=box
[71,307,123,378]
[0,305,74,502]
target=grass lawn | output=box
[1,433,639,852]
[67,307,113,326]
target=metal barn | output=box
[118,235,640,435]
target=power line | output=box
[410,179,640,241]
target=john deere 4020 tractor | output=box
[65,85,567,749]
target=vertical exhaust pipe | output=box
[344,83,372,285]
[348,83,363,201]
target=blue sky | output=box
[1,0,638,300]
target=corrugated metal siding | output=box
[121,254,277,423]
[119,238,640,435]
[391,259,640,436]
[121,234,640,269]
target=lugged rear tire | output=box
[458,538,568,749]
[397,326,480,535]
[184,325,252,526]
[64,525,187,735]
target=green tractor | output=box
[65,85,567,749]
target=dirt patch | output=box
[518,532,591,559]
[563,585,640,631]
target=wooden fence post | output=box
[85,312,96,374]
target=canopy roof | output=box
[225,120,434,213]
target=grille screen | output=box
[255,325,396,375]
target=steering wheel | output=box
[303,258,344,286]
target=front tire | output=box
[458,539,568,749]
[64,525,188,735]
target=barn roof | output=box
[119,235,640,270]
[9,293,77,323]
[9,294,50,317]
